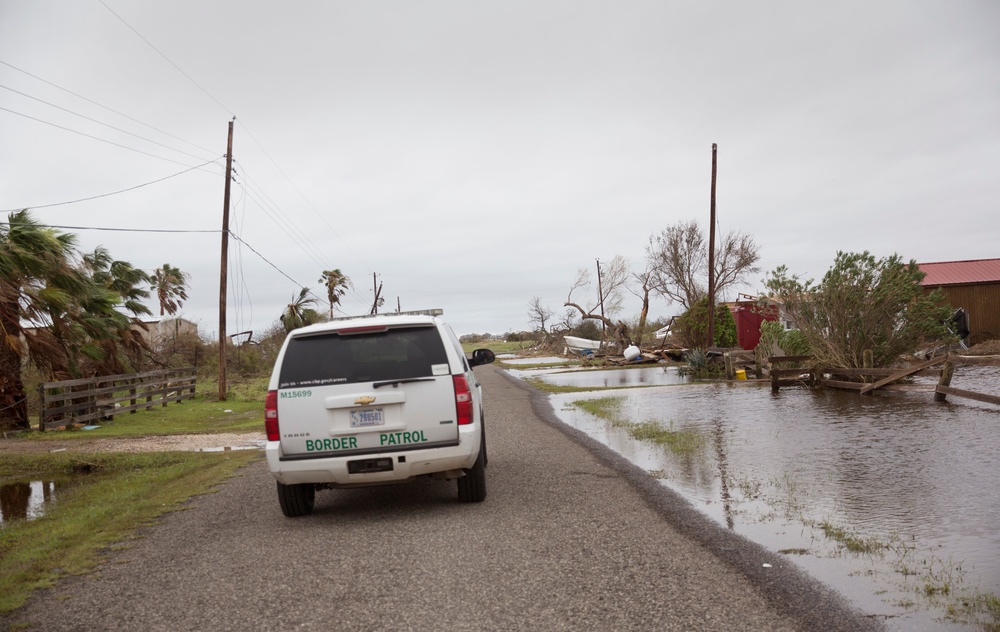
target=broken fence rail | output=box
[768,355,1000,406]
[38,367,197,431]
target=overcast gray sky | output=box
[2,0,998,338]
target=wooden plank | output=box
[769,355,811,364]
[771,368,808,378]
[879,384,936,392]
[951,355,1000,367]
[858,356,947,395]
[820,379,865,390]
[774,379,809,387]
[935,385,1000,406]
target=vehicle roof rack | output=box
[327,309,443,322]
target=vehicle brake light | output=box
[453,375,473,425]
[265,390,279,441]
[338,325,388,335]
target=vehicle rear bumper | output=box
[266,427,480,486]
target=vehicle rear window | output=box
[278,326,449,389]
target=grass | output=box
[814,519,887,555]
[0,450,260,614]
[13,378,266,442]
[572,396,703,455]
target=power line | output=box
[0,105,201,168]
[1,159,223,213]
[96,0,235,118]
[0,222,218,234]
[0,59,217,156]
[0,83,217,164]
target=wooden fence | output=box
[767,355,1000,406]
[38,367,197,431]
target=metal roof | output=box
[918,258,1000,286]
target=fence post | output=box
[37,384,45,432]
[934,359,955,402]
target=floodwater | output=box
[0,480,62,524]
[518,363,1000,631]
[500,356,571,366]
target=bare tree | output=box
[646,220,760,310]
[527,296,554,334]
[564,255,633,347]
[627,265,654,347]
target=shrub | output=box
[675,298,737,349]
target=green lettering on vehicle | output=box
[304,437,358,452]
[379,431,428,446]
[280,390,312,399]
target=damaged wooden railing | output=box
[769,354,1000,406]
[38,367,197,431]
[768,356,815,393]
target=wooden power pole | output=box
[707,143,718,349]
[218,119,234,401]
[596,258,606,341]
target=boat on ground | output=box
[564,336,604,355]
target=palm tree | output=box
[280,288,320,333]
[319,269,351,318]
[0,212,159,430]
[0,210,85,430]
[82,247,153,374]
[150,263,190,317]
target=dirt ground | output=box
[0,432,267,455]
[965,338,1000,355]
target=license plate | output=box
[350,408,384,428]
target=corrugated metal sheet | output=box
[919,258,1000,286]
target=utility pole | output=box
[596,258,606,341]
[370,272,383,315]
[218,118,234,401]
[707,143,718,349]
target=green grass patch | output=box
[572,396,702,455]
[0,450,259,614]
[523,376,600,394]
[815,520,886,554]
[497,360,579,370]
[13,389,264,444]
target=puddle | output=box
[196,442,265,453]
[527,368,1000,630]
[530,365,691,388]
[500,356,572,366]
[0,480,64,524]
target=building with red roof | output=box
[918,259,1000,345]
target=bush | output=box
[764,252,953,368]
[675,298,737,349]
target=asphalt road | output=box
[3,366,882,631]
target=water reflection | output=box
[537,368,1000,630]
[521,365,690,388]
[0,480,59,524]
[500,356,571,366]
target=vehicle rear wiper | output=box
[372,377,436,389]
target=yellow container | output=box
[735,369,747,380]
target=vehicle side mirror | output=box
[469,348,496,367]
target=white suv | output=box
[264,309,496,517]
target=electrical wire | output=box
[1,158,223,213]
[0,222,218,234]
[0,59,217,157]
[0,105,202,168]
[1,83,217,164]
[96,0,235,119]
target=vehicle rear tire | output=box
[276,481,315,517]
[457,436,487,503]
